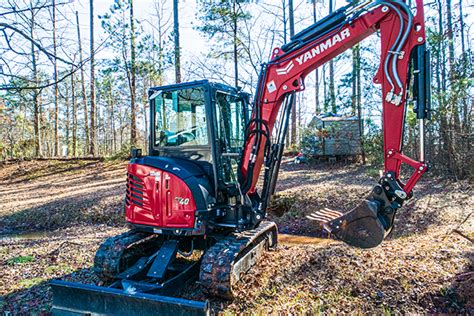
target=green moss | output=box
[18,277,45,288]
[7,255,35,265]
[381,304,392,316]
[44,264,74,275]
[365,166,382,179]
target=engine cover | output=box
[125,156,214,232]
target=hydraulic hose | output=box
[240,65,268,194]
[376,1,405,93]
[389,0,414,92]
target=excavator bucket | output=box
[307,200,386,249]
[50,280,210,316]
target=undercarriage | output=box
[51,221,277,315]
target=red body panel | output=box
[125,163,196,229]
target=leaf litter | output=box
[0,160,472,314]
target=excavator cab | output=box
[148,80,249,199]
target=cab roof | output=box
[148,79,247,97]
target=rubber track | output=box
[94,230,153,279]
[199,221,277,298]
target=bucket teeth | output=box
[306,208,343,223]
[307,200,386,249]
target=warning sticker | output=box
[267,80,277,93]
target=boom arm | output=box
[239,0,431,248]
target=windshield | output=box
[154,87,208,147]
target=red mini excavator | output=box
[51,0,431,314]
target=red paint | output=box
[125,163,196,229]
[241,0,428,195]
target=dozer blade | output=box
[307,200,386,249]
[50,280,210,316]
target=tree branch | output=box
[0,22,75,66]
[0,1,70,17]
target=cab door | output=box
[214,90,248,187]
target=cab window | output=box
[154,87,208,147]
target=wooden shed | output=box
[302,114,362,157]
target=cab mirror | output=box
[131,148,142,158]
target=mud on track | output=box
[0,160,472,313]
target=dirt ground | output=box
[0,159,472,314]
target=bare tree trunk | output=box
[323,64,327,112]
[71,70,77,157]
[459,0,466,54]
[153,1,166,86]
[289,0,296,146]
[458,0,468,131]
[351,45,357,116]
[65,80,70,157]
[30,3,41,157]
[90,0,96,156]
[282,0,290,145]
[437,0,450,171]
[111,92,116,153]
[53,0,59,156]
[109,91,115,154]
[130,0,137,146]
[233,0,239,87]
[297,93,302,143]
[313,0,319,114]
[119,113,124,150]
[446,0,455,74]
[97,104,102,155]
[446,0,461,131]
[40,98,46,156]
[173,0,181,83]
[143,82,148,151]
[282,0,287,44]
[76,11,89,155]
[351,43,365,163]
[355,44,364,164]
[328,0,336,113]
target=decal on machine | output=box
[175,197,190,205]
[267,80,277,93]
[276,61,295,75]
[295,28,350,65]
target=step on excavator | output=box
[51,0,431,314]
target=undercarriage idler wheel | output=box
[199,221,278,299]
[94,230,162,279]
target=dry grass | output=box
[0,160,472,314]
[0,160,127,234]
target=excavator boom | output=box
[239,0,431,248]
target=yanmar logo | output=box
[295,28,350,66]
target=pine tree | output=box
[196,0,251,87]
